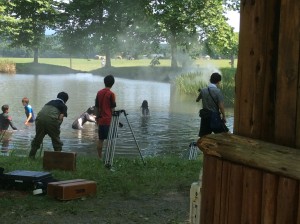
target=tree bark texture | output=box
[234,0,300,148]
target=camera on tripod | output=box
[113,110,125,128]
[105,109,145,168]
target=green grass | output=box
[1,57,235,72]
[0,155,202,196]
[0,155,202,215]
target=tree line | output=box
[0,0,239,68]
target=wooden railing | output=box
[197,133,300,224]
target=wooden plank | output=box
[200,156,217,224]
[226,162,243,224]
[241,167,262,224]
[212,159,223,224]
[234,0,280,141]
[198,133,300,180]
[43,151,76,171]
[297,185,300,224]
[218,160,230,224]
[292,0,300,148]
[48,180,97,201]
[47,179,86,196]
[274,0,300,147]
[275,177,298,223]
[259,0,280,142]
[261,173,278,224]
[234,0,257,135]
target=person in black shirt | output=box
[0,104,17,152]
[29,92,69,159]
[0,104,17,131]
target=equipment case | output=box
[47,179,97,200]
[0,170,55,193]
[43,151,76,171]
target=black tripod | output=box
[104,110,145,168]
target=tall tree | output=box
[0,0,57,63]
[150,0,238,68]
[0,3,19,36]
[56,0,152,68]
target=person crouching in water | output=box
[29,92,68,159]
[72,106,96,129]
[141,100,150,116]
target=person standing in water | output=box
[22,97,35,126]
[94,75,116,159]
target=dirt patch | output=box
[1,191,191,224]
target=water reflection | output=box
[0,73,233,158]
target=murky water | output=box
[0,73,233,158]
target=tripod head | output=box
[113,109,127,116]
[112,110,126,127]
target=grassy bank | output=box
[1,57,236,85]
[1,57,236,72]
[0,155,202,222]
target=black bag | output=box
[210,112,229,133]
[206,88,229,133]
[199,108,212,118]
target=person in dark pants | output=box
[29,92,69,159]
[95,75,116,159]
[196,72,227,137]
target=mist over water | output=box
[0,73,233,158]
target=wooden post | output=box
[198,0,300,223]
[234,0,300,147]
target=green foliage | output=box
[150,0,237,68]
[175,72,206,95]
[0,0,240,65]
[0,0,58,63]
[175,67,236,107]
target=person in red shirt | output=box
[95,75,116,159]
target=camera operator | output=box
[95,75,116,159]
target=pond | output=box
[0,73,234,158]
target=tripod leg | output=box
[109,115,119,167]
[105,113,120,168]
[123,112,146,165]
[105,116,115,166]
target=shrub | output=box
[0,60,16,74]
[174,68,236,107]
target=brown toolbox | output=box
[43,151,76,171]
[47,179,97,200]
